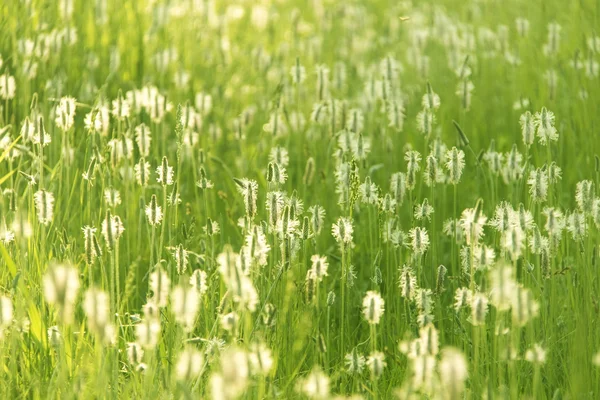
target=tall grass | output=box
[1,0,600,398]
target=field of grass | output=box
[1,0,600,398]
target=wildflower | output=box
[421,86,440,110]
[43,263,81,324]
[149,267,170,308]
[471,293,489,326]
[0,296,13,338]
[362,291,385,324]
[83,288,114,343]
[156,157,174,186]
[502,225,525,261]
[290,60,306,85]
[190,269,208,297]
[33,190,55,225]
[439,348,469,400]
[266,162,287,185]
[512,285,539,326]
[456,79,474,110]
[126,342,144,366]
[520,111,535,146]
[543,207,566,238]
[534,107,558,145]
[332,217,353,245]
[352,133,371,161]
[84,109,104,134]
[525,344,547,364]
[82,226,101,265]
[171,286,200,331]
[145,195,163,226]
[414,198,434,221]
[310,255,329,282]
[399,265,418,299]
[344,347,366,375]
[566,211,587,240]
[575,180,595,214]
[248,342,274,375]
[454,287,472,311]
[367,352,386,379]
[136,304,161,349]
[299,367,330,399]
[528,168,548,203]
[408,227,430,256]
[359,176,379,205]
[387,99,405,131]
[489,264,516,311]
[416,108,435,137]
[111,91,130,120]
[459,205,487,245]
[0,73,16,99]
[445,147,465,184]
[234,178,258,220]
[54,96,77,131]
[134,158,151,186]
[211,347,250,399]
[134,124,152,157]
[424,154,443,186]
[390,172,407,205]
[104,188,121,208]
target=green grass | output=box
[1,0,600,398]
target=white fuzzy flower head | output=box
[171,286,200,332]
[149,267,170,308]
[54,96,77,131]
[0,73,16,99]
[135,306,161,349]
[156,156,174,186]
[471,292,489,326]
[408,227,430,256]
[525,344,547,365]
[0,296,13,334]
[84,109,104,133]
[332,217,353,245]
[190,269,208,297]
[309,255,329,282]
[101,210,125,250]
[362,290,385,325]
[145,195,163,226]
[83,288,113,343]
[439,348,468,399]
[126,342,144,366]
[367,351,386,379]
[290,61,306,85]
[33,190,55,225]
[344,347,366,375]
[298,367,330,399]
[43,263,81,324]
[248,342,274,375]
[359,177,379,205]
[459,205,487,245]
[520,111,535,146]
[111,92,130,120]
[527,168,548,203]
[534,107,558,145]
[445,147,465,184]
[104,188,121,208]
[134,123,152,157]
[176,347,204,381]
[134,158,151,187]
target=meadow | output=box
[1,0,600,398]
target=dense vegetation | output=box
[1,0,600,398]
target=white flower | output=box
[362,290,385,325]
[332,217,353,244]
[0,74,16,99]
